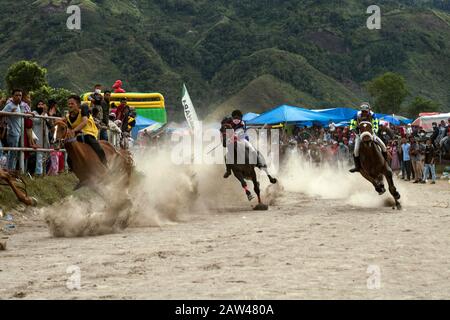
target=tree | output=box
[30,85,74,112]
[5,60,48,94]
[405,96,441,119]
[365,72,409,114]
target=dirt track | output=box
[1,157,450,299]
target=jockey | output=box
[66,95,108,166]
[349,102,387,173]
[222,109,261,178]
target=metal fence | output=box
[0,110,66,174]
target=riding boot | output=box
[349,156,361,173]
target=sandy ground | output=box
[1,152,450,300]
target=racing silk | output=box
[231,119,249,141]
[66,109,99,139]
[127,116,136,132]
[349,111,379,134]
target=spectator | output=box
[337,141,350,168]
[1,89,28,171]
[410,137,424,184]
[115,97,129,124]
[389,140,400,172]
[99,90,112,141]
[31,100,49,176]
[422,139,436,184]
[406,123,413,136]
[430,122,439,147]
[47,99,61,144]
[328,120,336,133]
[401,137,412,181]
[122,107,136,134]
[0,96,7,162]
[90,85,104,135]
[108,113,121,149]
[88,84,103,103]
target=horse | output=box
[308,141,322,166]
[0,168,37,206]
[53,120,133,190]
[357,121,401,210]
[220,121,277,210]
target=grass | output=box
[0,173,78,212]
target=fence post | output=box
[20,116,25,174]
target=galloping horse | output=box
[220,120,277,210]
[357,121,401,209]
[54,120,133,190]
[0,168,36,206]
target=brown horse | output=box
[0,168,36,206]
[54,120,133,190]
[358,121,401,209]
[220,120,277,210]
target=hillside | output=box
[0,0,449,121]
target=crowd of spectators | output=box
[0,84,136,176]
[279,118,450,184]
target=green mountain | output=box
[0,0,449,121]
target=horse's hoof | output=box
[377,187,386,195]
[269,178,277,184]
[253,203,269,211]
[396,202,402,210]
[31,197,38,206]
[247,193,254,201]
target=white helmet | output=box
[360,102,371,111]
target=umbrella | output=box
[380,114,412,126]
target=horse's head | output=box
[53,119,74,147]
[358,121,373,143]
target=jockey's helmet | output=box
[360,102,371,111]
[231,109,243,120]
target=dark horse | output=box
[220,120,277,210]
[358,121,401,210]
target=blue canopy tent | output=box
[310,107,358,123]
[246,105,330,126]
[131,115,158,140]
[335,121,351,127]
[379,114,413,125]
[243,112,260,122]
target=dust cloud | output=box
[277,149,409,208]
[42,140,410,237]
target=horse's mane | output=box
[54,119,67,127]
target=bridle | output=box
[53,120,76,148]
[359,121,374,141]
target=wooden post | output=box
[19,116,25,174]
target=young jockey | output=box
[349,102,387,173]
[222,109,261,178]
[66,95,108,166]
